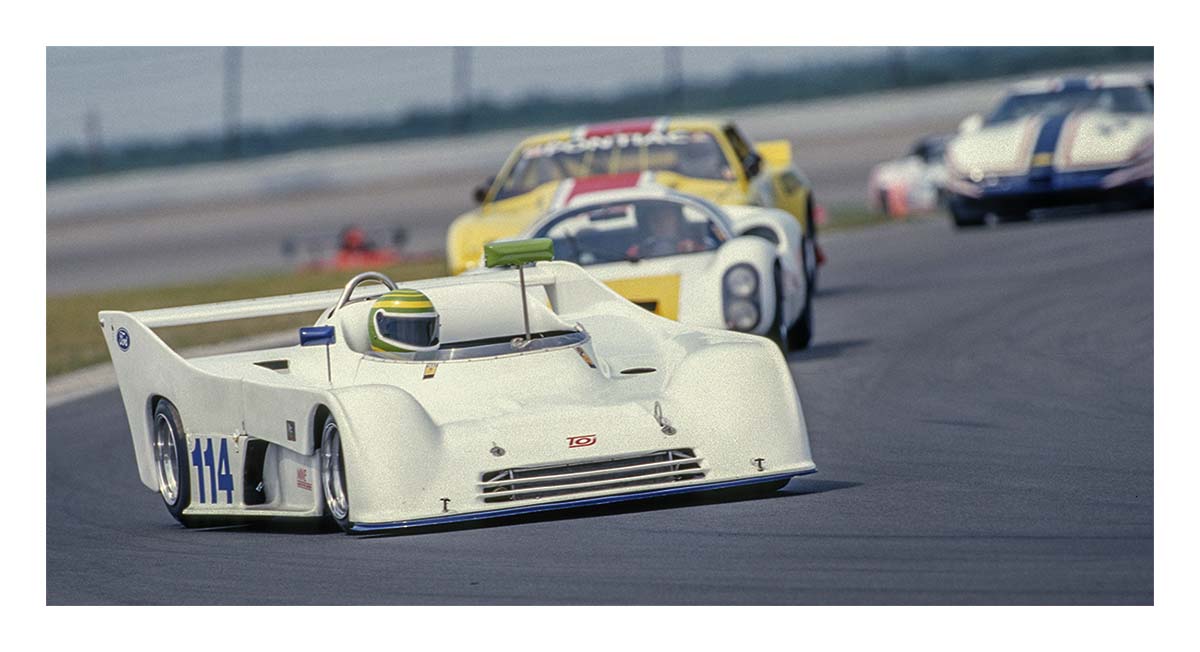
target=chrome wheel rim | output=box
[153,413,180,505]
[321,421,349,521]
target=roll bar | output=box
[332,271,397,314]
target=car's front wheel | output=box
[788,284,813,351]
[152,398,204,528]
[319,414,353,533]
[766,266,791,355]
[950,196,986,228]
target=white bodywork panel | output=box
[100,261,815,531]
[868,156,948,214]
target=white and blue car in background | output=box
[944,73,1153,227]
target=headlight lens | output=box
[724,265,758,298]
[725,299,759,331]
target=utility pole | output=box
[84,108,104,172]
[223,46,243,157]
[663,46,684,111]
[452,46,473,134]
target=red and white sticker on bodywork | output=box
[552,171,655,210]
[296,468,313,491]
[573,117,667,139]
[567,434,597,448]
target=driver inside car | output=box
[368,289,441,354]
[625,201,704,259]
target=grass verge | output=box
[48,260,446,378]
[820,204,947,233]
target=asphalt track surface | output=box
[46,209,1153,604]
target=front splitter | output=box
[349,468,816,533]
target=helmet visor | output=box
[374,311,440,350]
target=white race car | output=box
[99,242,816,534]
[944,73,1154,227]
[867,134,951,218]
[519,186,813,352]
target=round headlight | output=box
[725,299,759,331]
[724,265,758,298]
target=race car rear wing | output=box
[123,264,565,329]
[754,139,793,168]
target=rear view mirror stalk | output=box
[483,238,556,348]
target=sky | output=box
[46,46,886,151]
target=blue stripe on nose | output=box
[1029,113,1070,181]
[1032,114,1070,162]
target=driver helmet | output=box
[368,289,440,353]
[641,201,686,237]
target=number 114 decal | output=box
[191,437,234,504]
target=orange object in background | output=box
[884,186,909,218]
[288,224,440,272]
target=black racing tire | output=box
[788,283,813,351]
[319,413,354,533]
[950,197,986,228]
[152,399,205,528]
[1141,187,1154,210]
[766,265,790,355]
[805,195,820,291]
[878,189,892,219]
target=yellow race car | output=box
[447,116,822,286]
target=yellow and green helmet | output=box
[368,289,440,353]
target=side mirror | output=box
[299,325,336,347]
[958,113,984,135]
[473,176,495,204]
[484,238,555,269]
[744,153,763,178]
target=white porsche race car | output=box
[867,134,951,218]
[520,186,814,352]
[99,241,816,534]
[944,73,1153,227]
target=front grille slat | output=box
[479,448,705,503]
[480,468,704,499]
[477,456,706,488]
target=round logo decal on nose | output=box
[116,327,130,351]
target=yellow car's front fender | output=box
[446,185,562,274]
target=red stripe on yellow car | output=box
[565,172,644,202]
[604,274,681,321]
[583,117,661,138]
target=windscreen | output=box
[534,198,726,264]
[495,130,735,200]
[986,86,1152,125]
